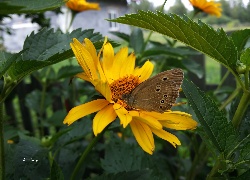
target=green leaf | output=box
[129,28,144,54]
[90,170,152,180]
[12,138,50,179]
[231,29,250,53]
[50,159,64,180]
[182,78,238,155]
[238,134,250,161]
[234,170,250,180]
[240,48,250,67]
[110,31,130,42]
[101,135,149,173]
[111,11,238,71]
[57,65,82,79]
[0,50,25,77]
[7,28,102,81]
[0,0,65,14]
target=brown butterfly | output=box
[122,69,184,113]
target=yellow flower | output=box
[189,0,222,17]
[66,0,100,12]
[63,37,198,154]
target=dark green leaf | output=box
[0,0,65,14]
[7,28,102,81]
[101,135,149,173]
[182,58,204,79]
[110,31,130,42]
[142,46,196,59]
[182,78,238,155]
[47,110,67,127]
[129,28,144,54]
[25,89,52,113]
[234,170,250,180]
[231,29,250,53]
[90,170,152,180]
[240,48,250,67]
[0,50,25,77]
[50,159,64,180]
[111,11,238,71]
[57,65,82,79]
[238,134,250,161]
[13,138,50,179]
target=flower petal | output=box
[120,52,136,77]
[133,60,154,82]
[102,42,114,83]
[66,0,100,12]
[75,72,92,82]
[70,38,98,80]
[130,119,155,154]
[93,104,117,136]
[130,111,162,130]
[113,103,132,127]
[94,80,112,102]
[160,111,198,130]
[151,128,181,147]
[63,99,109,125]
[112,47,129,80]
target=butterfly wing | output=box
[129,69,184,113]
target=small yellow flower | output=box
[189,0,222,17]
[7,139,14,144]
[64,37,198,154]
[66,0,100,12]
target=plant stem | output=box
[70,128,106,180]
[207,154,224,180]
[232,90,250,129]
[186,142,209,180]
[0,101,5,180]
[219,87,240,111]
[215,70,230,92]
[244,67,249,89]
[142,0,167,52]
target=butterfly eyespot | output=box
[162,77,168,81]
[159,105,163,109]
[156,88,160,92]
[163,94,168,98]
[160,99,165,104]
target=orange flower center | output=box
[109,75,140,107]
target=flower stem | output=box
[142,0,167,52]
[0,101,5,180]
[232,90,250,129]
[70,128,107,180]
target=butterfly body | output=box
[121,69,184,113]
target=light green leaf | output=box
[0,0,65,14]
[111,11,238,72]
[231,29,250,53]
[7,28,102,81]
[182,78,238,155]
[240,48,250,67]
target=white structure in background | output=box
[2,14,39,52]
[1,1,130,52]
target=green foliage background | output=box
[0,0,250,179]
